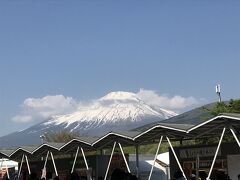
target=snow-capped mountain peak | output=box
[43,91,177,130]
[0,91,178,147]
[100,91,140,101]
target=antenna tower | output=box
[215,84,221,103]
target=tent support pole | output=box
[41,151,49,179]
[148,136,163,180]
[230,128,240,148]
[81,147,89,170]
[71,146,80,173]
[81,147,92,180]
[135,145,139,179]
[118,142,131,173]
[207,127,226,180]
[104,141,116,180]
[50,151,58,177]
[25,155,31,175]
[18,154,25,179]
[44,151,49,169]
[166,136,187,179]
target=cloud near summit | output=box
[136,89,204,112]
[12,95,79,123]
[12,90,205,123]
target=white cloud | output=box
[12,95,79,123]
[137,89,205,112]
[12,90,206,124]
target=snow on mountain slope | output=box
[43,91,177,130]
[0,91,177,147]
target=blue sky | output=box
[0,1,240,136]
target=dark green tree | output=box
[45,130,79,143]
[228,99,240,113]
[211,99,240,116]
[198,99,240,144]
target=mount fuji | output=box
[0,91,177,147]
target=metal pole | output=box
[81,147,92,180]
[148,136,163,180]
[196,154,199,180]
[81,147,89,170]
[135,145,139,179]
[217,92,221,103]
[118,142,131,173]
[104,141,116,180]
[166,166,170,180]
[96,154,99,180]
[166,136,187,179]
[207,127,226,180]
[230,128,240,148]
[44,151,49,169]
[71,146,80,173]
[50,151,58,177]
[25,155,31,175]
[18,154,25,179]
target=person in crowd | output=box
[111,169,138,180]
[69,171,80,180]
[53,176,60,180]
[2,173,10,180]
[191,174,196,180]
[28,172,38,180]
[174,171,185,180]
[191,170,196,180]
[124,173,138,180]
[46,172,53,180]
[216,171,225,180]
[199,171,207,180]
[111,168,125,180]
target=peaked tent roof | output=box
[31,142,64,158]
[133,102,218,134]
[0,149,15,159]
[1,113,240,161]
[133,123,194,144]
[92,131,139,149]
[10,145,38,160]
[60,137,98,153]
[186,113,240,139]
